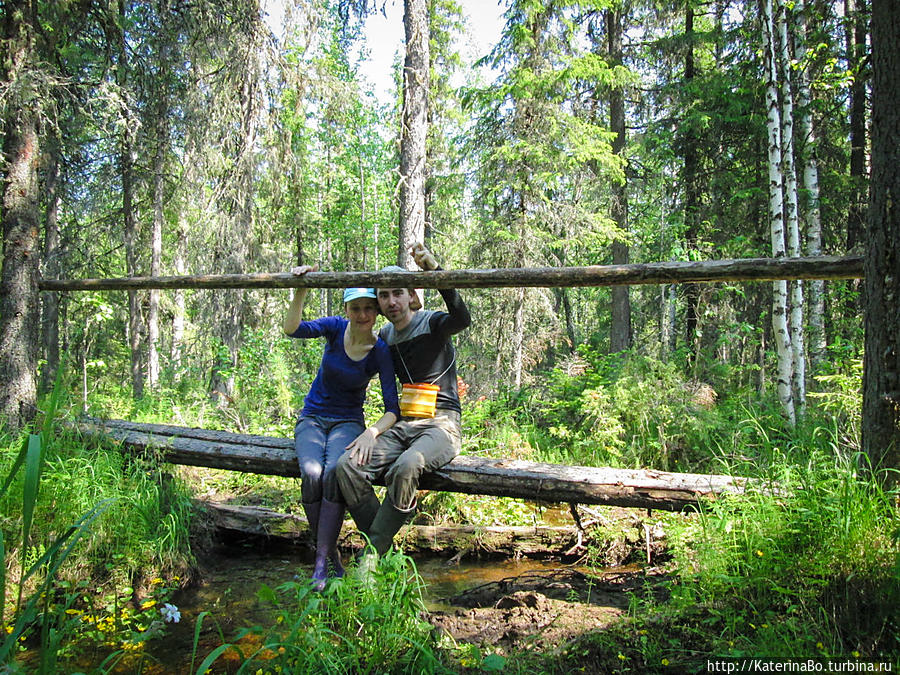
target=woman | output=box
[283,265,400,590]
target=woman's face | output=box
[344,297,379,329]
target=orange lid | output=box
[403,383,439,391]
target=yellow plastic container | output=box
[399,383,439,418]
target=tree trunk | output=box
[38,256,865,292]
[172,218,186,375]
[0,2,40,429]
[762,0,796,426]
[862,0,900,482]
[397,0,429,270]
[148,113,167,388]
[512,286,525,388]
[608,8,632,354]
[682,7,701,360]
[794,0,826,373]
[118,0,143,400]
[74,418,757,511]
[210,44,259,405]
[845,0,868,253]
[777,0,806,415]
[40,138,62,395]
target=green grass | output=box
[200,550,452,674]
[530,429,900,673]
[1,384,198,673]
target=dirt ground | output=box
[427,563,668,655]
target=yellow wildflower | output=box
[140,600,156,610]
[662,658,670,666]
[4,626,13,634]
[617,653,626,661]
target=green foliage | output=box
[205,551,449,674]
[0,417,112,671]
[0,382,196,672]
[464,349,744,472]
[666,446,899,659]
[538,442,899,673]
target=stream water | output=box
[68,542,580,673]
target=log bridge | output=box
[75,418,755,512]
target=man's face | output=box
[377,287,414,325]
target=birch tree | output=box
[793,0,825,373]
[777,0,806,414]
[762,0,796,426]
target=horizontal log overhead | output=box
[74,418,756,512]
[39,255,863,291]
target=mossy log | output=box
[200,500,580,556]
[74,418,755,512]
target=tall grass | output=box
[0,379,198,672]
[198,551,449,674]
[0,376,113,672]
[539,407,900,673]
[668,443,899,658]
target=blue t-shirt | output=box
[291,316,400,424]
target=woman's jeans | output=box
[294,415,364,505]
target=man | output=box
[335,242,470,558]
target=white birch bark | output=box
[793,0,826,373]
[763,0,796,426]
[776,0,806,415]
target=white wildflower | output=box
[160,603,181,624]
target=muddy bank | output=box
[167,502,674,666]
[162,538,668,670]
[427,564,668,655]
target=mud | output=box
[426,564,667,654]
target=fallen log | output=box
[39,255,863,292]
[200,500,580,556]
[73,418,755,511]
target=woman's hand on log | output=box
[346,427,378,466]
[290,264,319,275]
